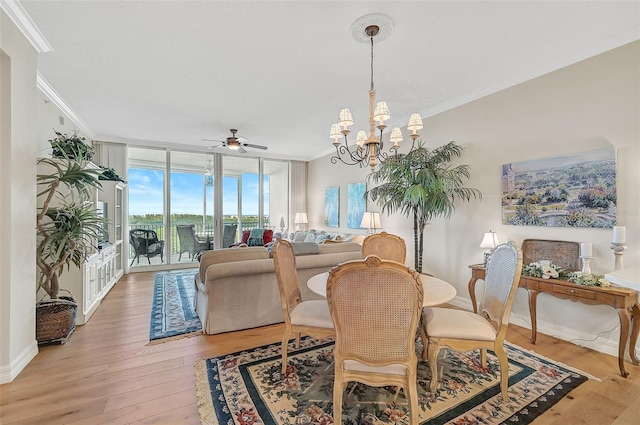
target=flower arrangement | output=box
[522,260,569,279]
[567,271,611,287]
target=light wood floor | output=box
[1,272,639,424]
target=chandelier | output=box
[330,14,423,171]
[203,160,214,187]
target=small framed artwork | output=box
[325,186,340,228]
[347,182,366,229]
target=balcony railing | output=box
[128,220,270,263]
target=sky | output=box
[128,168,268,216]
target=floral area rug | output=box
[149,269,202,343]
[194,337,594,425]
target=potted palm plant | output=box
[366,141,481,273]
[36,133,104,344]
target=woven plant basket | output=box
[36,289,78,345]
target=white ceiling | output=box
[15,1,640,161]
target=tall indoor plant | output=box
[366,141,481,273]
[36,132,103,342]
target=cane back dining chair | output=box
[273,239,335,374]
[327,255,424,425]
[129,229,165,265]
[362,231,407,264]
[421,241,522,401]
[176,224,210,261]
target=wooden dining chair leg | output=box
[428,340,441,394]
[495,344,510,401]
[420,326,429,361]
[333,371,344,424]
[295,332,301,349]
[281,328,292,374]
[480,348,487,368]
[407,378,419,425]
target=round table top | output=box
[307,271,457,307]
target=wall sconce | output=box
[294,212,308,231]
[360,212,382,235]
[479,230,500,266]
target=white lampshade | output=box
[390,127,403,145]
[330,123,342,142]
[338,108,353,129]
[373,101,390,124]
[407,113,423,133]
[294,213,308,224]
[356,131,367,147]
[360,212,382,232]
[479,231,499,249]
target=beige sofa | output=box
[194,242,363,334]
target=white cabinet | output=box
[37,160,126,325]
[82,242,122,323]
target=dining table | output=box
[307,271,457,307]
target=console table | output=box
[468,264,640,377]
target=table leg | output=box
[468,277,479,314]
[528,289,539,344]
[629,304,640,366]
[617,307,632,378]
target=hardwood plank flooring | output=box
[1,271,639,424]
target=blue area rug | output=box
[149,269,202,343]
[195,337,594,425]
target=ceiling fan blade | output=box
[243,143,268,150]
[237,147,247,154]
[206,144,224,150]
[237,136,249,143]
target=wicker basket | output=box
[36,290,78,345]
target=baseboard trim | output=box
[0,340,38,384]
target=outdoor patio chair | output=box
[129,229,165,265]
[221,224,238,248]
[176,224,210,260]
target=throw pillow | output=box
[241,230,251,244]
[263,229,274,244]
[293,231,308,242]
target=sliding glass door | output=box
[128,147,289,268]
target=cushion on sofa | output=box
[241,230,251,244]
[291,242,321,256]
[198,247,269,286]
[263,229,274,244]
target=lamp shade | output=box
[360,212,382,231]
[407,113,423,132]
[479,231,499,249]
[338,108,353,128]
[294,213,308,224]
[356,131,367,146]
[330,123,342,142]
[390,127,403,145]
[373,101,390,124]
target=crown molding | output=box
[37,72,95,139]
[0,0,53,52]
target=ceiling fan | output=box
[203,129,267,154]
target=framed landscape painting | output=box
[501,148,616,228]
[347,182,366,229]
[324,186,339,228]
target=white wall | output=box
[309,41,640,359]
[0,9,39,383]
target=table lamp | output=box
[479,230,500,266]
[294,212,308,231]
[360,212,382,235]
